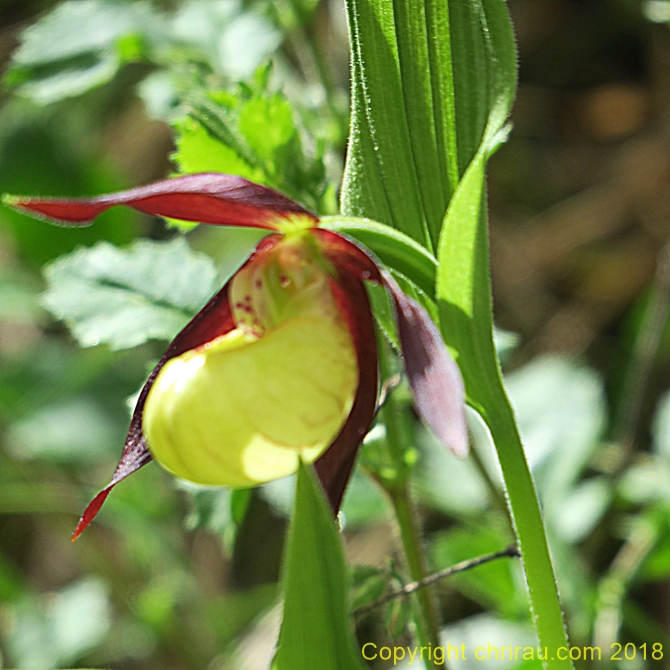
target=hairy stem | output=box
[376,340,444,669]
[383,484,444,669]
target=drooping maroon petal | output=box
[315,228,468,459]
[72,235,283,540]
[383,272,469,458]
[314,267,379,512]
[5,173,317,230]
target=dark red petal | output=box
[72,235,283,540]
[383,272,469,458]
[6,173,317,230]
[312,228,382,283]
[314,269,379,513]
[314,228,468,458]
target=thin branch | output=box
[354,545,520,617]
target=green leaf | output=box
[342,0,431,246]
[274,462,365,670]
[170,0,281,80]
[433,2,573,665]
[174,87,329,216]
[341,0,572,665]
[174,114,262,182]
[413,426,489,517]
[239,94,297,165]
[5,0,157,104]
[260,464,389,529]
[505,356,606,497]
[342,0,516,249]
[503,356,610,543]
[42,239,218,350]
[4,0,282,104]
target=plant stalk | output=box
[386,486,446,669]
[375,338,445,669]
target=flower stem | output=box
[387,484,445,669]
[374,337,444,669]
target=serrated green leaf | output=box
[174,87,328,215]
[239,94,296,164]
[42,238,218,350]
[170,108,262,231]
[5,0,157,103]
[275,462,365,670]
[173,115,262,182]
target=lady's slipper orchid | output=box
[5,173,468,540]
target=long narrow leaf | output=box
[341,0,573,666]
[435,1,573,667]
[275,462,365,670]
[342,0,429,247]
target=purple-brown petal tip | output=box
[311,228,467,458]
[70,271,246,539]
[384,272,469,458]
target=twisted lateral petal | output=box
[383,272,469,458]
[314,228,469,459]
[4,173,318,230]
[314,268,378,512]
[71,239,283,540]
